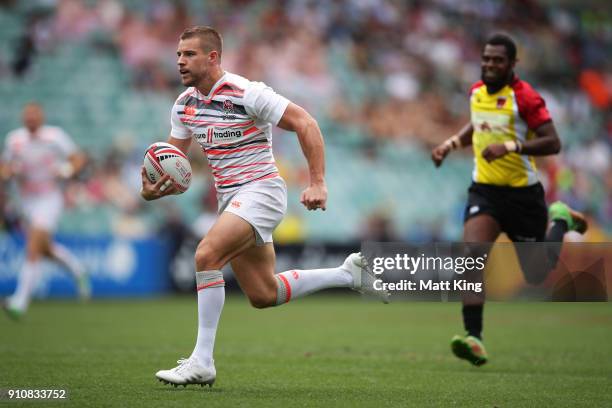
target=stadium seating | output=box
[0,1,609,240]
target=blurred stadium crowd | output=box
[0,0,610,243]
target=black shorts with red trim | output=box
[463,182,548,242]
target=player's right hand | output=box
[431,143,451,167]
[300,182,328,211]
[140,166,177,201]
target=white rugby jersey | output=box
[3,125,77,196]
[170,71,290,192]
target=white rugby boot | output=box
[155,357,216,387]
[341,252,390,303]
[77,273,91,301]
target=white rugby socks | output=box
[275,266,352,305]
[188,265,354,363]
[191,270,225,367]
[51,243,85,280]
[8,260,41,311]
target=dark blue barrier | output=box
[0,234,172,298]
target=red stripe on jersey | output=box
[182,118,254,128]
[214,136,266,148]
[213,169,266,179]
[206,144,270,156]
[9,139,27,150]
[208,161,275,171]
[217,90,244,97]
[243,126,260,137]
[197,82,246,104]
[216,171,279,186]
[217,82,245,91]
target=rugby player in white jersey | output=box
[141,26,387,387]
[2,102,89,320]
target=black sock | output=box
[546,219,568,243]
[462,304,483,340]
[544,219,568,273]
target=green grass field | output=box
[1,296,611,407]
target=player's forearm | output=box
[455,123,474,148]
[514,136,560,156]
[167,136,192,154]
[296,119,326,185]
[277,103,326,185]
[504,122,561,156]
[442,123,473,151]
[448,122,474,149]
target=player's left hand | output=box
[300,183,327,211]
[481,144,509,162]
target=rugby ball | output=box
[143,142,192,193]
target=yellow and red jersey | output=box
[469,75,552,187]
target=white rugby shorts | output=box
[22,190,64,232]
[217,177,287,245]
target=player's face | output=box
[481,45,514,88]
[177,38,211,87]
[22,104,44,132]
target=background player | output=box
[140,26,387,387]
[431,33,588,366]
[2,102,89,320]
